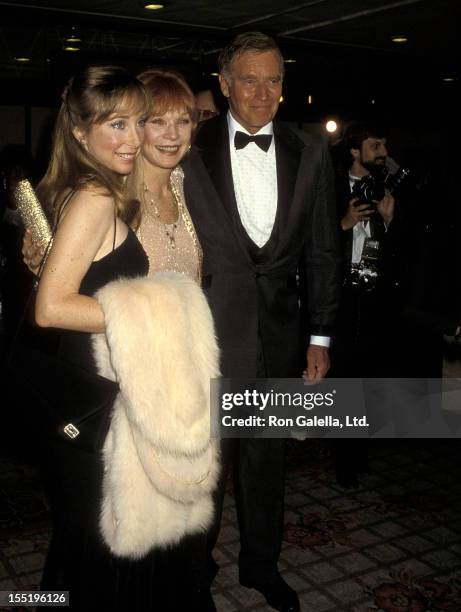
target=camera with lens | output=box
[352,166,411,206]
[349,238,380,291]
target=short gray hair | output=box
[218,32,285,81]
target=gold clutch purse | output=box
[13,178,52,248]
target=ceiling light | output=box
[279,95,284,103]
[210,72,219,77]
[143,2,164,9]
[66,27,81,43]
[14,57,30,62]
[284,59,296,64]
[325,120,338,133]
[64,46,80,52]
[307,95,313,105]
[391,36,408,43]
[442,77,456,82]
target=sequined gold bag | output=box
[13,178,52,247]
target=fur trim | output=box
[93,272,220,558]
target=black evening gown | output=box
[41,229,206,611]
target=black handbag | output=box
[8,345,119,453]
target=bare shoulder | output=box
[73,183,114,207]
[60,186,115,225]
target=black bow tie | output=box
[234,131,272,152]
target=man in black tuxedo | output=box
[183,32,341,612]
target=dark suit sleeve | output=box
[303,144,342,336]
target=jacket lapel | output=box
[195,115,257,262]
[273,121,304,236]
[195,115,238,223]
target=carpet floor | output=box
[1,440,460,611]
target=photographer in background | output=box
[330,122,406,486]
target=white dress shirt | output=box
[349,173,371,264]
[227,112,277,247]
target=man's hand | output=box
[22,229,45,275]
[341,198,374,231]
[303,345,330,381]
[376,189,395,226]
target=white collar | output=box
[227,110,274,145]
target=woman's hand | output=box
[22,229,45,275]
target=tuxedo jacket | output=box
[182,115,341,378]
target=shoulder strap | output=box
[54,189,76,230]
[112,206,117,252]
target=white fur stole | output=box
[92,272,220,559]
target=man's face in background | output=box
[357,136,388,173]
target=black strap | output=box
[112,206,117,252]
